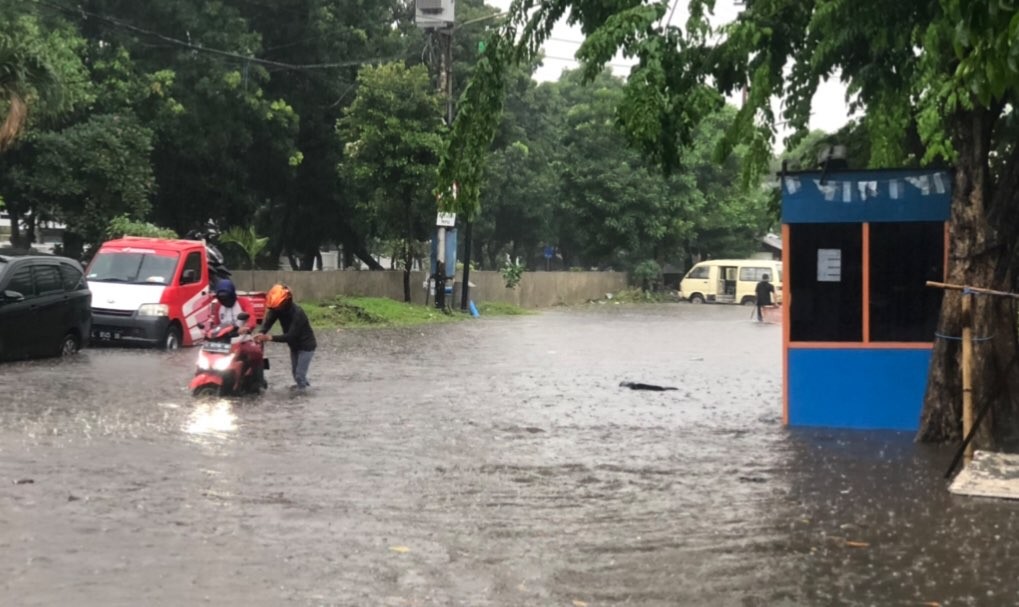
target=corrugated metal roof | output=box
[761,233,782,250]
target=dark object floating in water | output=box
[620,381,677,391]
[13,478,34,485]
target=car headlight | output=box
[138,303,169,317]
[213,354,234,371]
[197,352,210,370]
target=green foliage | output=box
[13,113,155,245]
[303,296,460,328]
[437,29,514,219]
[608,287,674,304]
[781,124,875,171]
[475,301,531,315]
[461,65,772,271]
[500,259,524,288]
[220,225,269,269]
[339,62,444,204]
[107,215,177,240]
[303,295,530,328]
[631,260,661,292]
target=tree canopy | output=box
[0,0,772,275]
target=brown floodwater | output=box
[1,304,1017,606]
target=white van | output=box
[679,259,782,305]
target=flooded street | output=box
[2,304,1018,606]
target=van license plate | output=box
[95,330,121,341]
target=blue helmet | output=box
[214,278,237,307]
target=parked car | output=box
[86,237,265,350]
[0,252,92,361]
[679,258,783,305]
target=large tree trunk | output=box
[346,246,357,269]
[487,245,499,270]
[8,208,24,247]
[62,231,85,261]
[353,245,384,270]
[339,227,384,270]
[24,212,36,246]
[918,109,1019,447]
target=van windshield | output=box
[87,251,179,285]
[686,266,711,279]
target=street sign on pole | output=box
[436,212,457,227]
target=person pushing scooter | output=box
[255,284,317,390]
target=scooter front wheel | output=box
[192,385,220,398]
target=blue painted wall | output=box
[788,348,932,430]
[781,169,951,224]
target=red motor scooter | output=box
[189,313,269,397]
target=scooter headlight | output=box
[197,352,210,370]
[212,354,235,371]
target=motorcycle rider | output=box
[255,284,317,390]
[210,278,265,389]
[212,278,256,332]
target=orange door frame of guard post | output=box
[862,223,870,344]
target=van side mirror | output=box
[1,290,24,302]
[181,269,198,284]
[237,312,250,322]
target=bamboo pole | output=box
[926,281,1019,300]
[961,293,974,462]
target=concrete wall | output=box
[230,270,628,308]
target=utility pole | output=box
[460,218,473,311]
[415,0,457,311]
[434,25,454,310]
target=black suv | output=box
[0,252,92,361]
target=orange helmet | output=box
[265,284,293,310]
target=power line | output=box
[454,12,507,30]
[541,55,634,70]
[547,36,584,45]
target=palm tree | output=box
[221,226,270,291]
[0,36,56,153]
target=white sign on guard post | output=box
[817,248,842,282]
[436,212,456,227]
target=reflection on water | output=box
[184,399,237,438]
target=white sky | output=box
[485,0,853,147]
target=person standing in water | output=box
[755,274,775,322]
[255,284,317,390]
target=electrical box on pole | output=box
[415,0,455,29]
